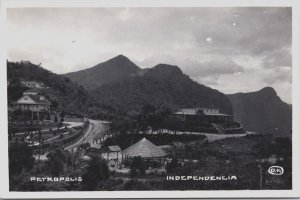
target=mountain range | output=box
[64,55,292,136]
[7,55,292,136]
[65,55,232,115]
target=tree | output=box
[252,138,273,162]
[165,157,180,174]
[7,78,29,101]
[46,147,67,176]
[46,113,51,120]
[9,143,34,175]
[60,112,65,123]
[272,137,292,162]
[79,142,90,150]
[130,156,147,176]
[81,157,109,190]
[54,115,58,123]
[152,104,171,133]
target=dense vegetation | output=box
[9,142,110,191]
[7,61,105,115]
[117,135,292,191]
[92,63,232,117]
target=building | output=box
[21,81,47,89]
[101,145,122,160]
[172,108,233,124]
[170,108,244,134]
[121,138,168,159]
[11,91,51,119]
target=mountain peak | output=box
[107,54,133,64]
[64,54,140,90]
[258,87,277,97]
[145,64,183,78]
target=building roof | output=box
[27,94,50,105]
[204,113,230,116]
[100,145,121,153]
[173,108,230,116]
[108,145,121,152]
[121,138,168,158]
[173,109,198,115]
[12,94,50,105]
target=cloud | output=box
[263,66,292,85]
[6,7,292,103]
[263,47,292,68]
[182,57,244,78]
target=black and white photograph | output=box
[1,0,300,198]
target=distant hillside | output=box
[92,63,233,116]
[227,87,292,137]
[64,55,141,90]
[7,61,94,114]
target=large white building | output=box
[11,90,51,119]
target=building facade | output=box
[11,92,51,119]
[172,108,233,123]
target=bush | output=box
[130,156,146,176]
[81,158,109,190]
[166,158,180,174]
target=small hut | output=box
[100,145,122,160]
[121,138,168,160]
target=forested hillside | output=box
[7,61,94,114]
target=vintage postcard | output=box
[0,0,299,198]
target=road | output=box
[64,119,110,151]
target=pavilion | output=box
[121,138,168,160]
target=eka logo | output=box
[268,166,284,175]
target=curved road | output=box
[64,119,110,151]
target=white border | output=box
[0,0,299,198]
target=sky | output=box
[6,7,292,103]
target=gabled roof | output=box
[13,94,50,105]
[121,138,168,158]
[27,94,50,105]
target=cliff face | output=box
[228,87,292,137]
